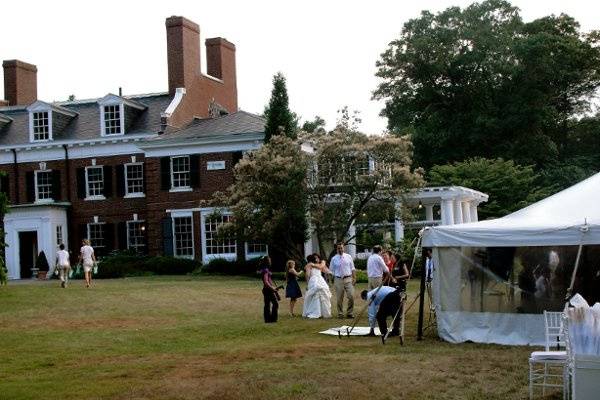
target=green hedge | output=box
[92,252,200,279]
[353,258,367,270]
[199,257,263,277]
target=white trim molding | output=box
[171,210,194,259]
[200,207,237,264]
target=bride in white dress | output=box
[302,254,332,319]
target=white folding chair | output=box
[529,311,569,399]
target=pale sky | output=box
[2,0,599,133]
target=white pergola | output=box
[304,186,489,258]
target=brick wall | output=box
[1,149,239,261]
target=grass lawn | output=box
[0,275,545,399]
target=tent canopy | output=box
[423,172,600,247]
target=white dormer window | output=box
[102,104,124,135]
[32,111,51,141]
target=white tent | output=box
[422,172,600,345]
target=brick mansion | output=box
[0,16,267,279]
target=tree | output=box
[208,136,309,260]
[209,125,424,261]
[264,72,297,142]
[305,127,424,257]
[373,0,600,170]
[428,158,550,219]
[301,116,326,133]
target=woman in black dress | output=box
[390,253,410,291]
[285,260,303,316]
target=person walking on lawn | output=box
[329,242,356,319]
[78,239,96,288]
[55,244,71,288]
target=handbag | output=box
[75,263,82,275]
[93,263,98,275]
[68,268,74,279]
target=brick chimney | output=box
[3,60,37,106]
[166,16,201,95]
[163,16,238,127]
[206,37,236,81]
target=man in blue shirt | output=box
[361,286,402,337]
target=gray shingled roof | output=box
[0,93,171,146]
[143,110,265,146]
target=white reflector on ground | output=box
[320,326,381,336]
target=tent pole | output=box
[565,243,583,303]
[417,246,427,340]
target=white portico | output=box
[4,203,70,279]
[403,186,489,229]
[303,186,488,258]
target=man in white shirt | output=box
[425,249,434,282]
[361,285,402,337]
[329,242,356,318]
[366,245,389,290]
[55,244,71,288]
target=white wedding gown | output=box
[302,268,332,318]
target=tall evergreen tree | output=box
[264,72,297,142]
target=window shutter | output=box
[117,221,128,250]
[142,163,147,194]
[25,171,35,203]
[0,173,9,199]
[162,217,174,256]
[116,165,125,197]
[103,166,113,198]
[76,168,86,199]
[160,157,171,190]
[190,154,200,188]
[104,223,115,253]
[51,170,61,201]
[79,224,88,242]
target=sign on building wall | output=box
[207,161,226,170]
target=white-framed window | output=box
[85,166,104,199]
[102,104,123,135]
[127,220,146,252]
[171,156,191,189]
[245,242,268,258]
[31,111,51,141]
[204,214,236,257]
[34,170,53,201]
[56,225,63,246]
[172,215,194,258]
[125,163,144,196]
[87,223,105,253]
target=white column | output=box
[425,205,434,222]
[347,222,357,258]
[453,200,463,225]
[461,201,471,223]
[394,201,404,243]
[441,199,455,226]
[470,201,479,222]
[304,222,313,257]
